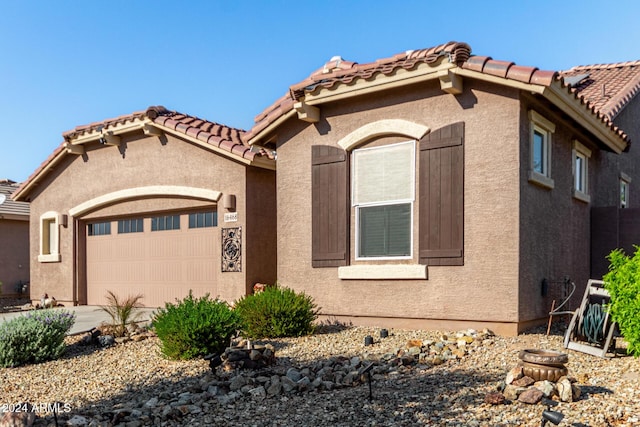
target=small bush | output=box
[604,247,640,357]
[234,285,319,339]
[152,291,240,360]
[0,309,76,367]
[99,291,144,337]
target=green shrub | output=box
[234,285,319,339]
[0,309,76,367]
[604,247,640,357]
[99,290,144,337]
[152,291,241,360]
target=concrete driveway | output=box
[0,306,157,335]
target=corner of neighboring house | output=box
[0,178,30,297]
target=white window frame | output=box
[38,211,61,263]
[620,172,631,208]
[572,140,591,203]
[352,140,415,260]
[528,110,555,189]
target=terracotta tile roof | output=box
[559,61,640,119]
[245,41,630,147]
[0,179,29,217]
[13,106,275,201]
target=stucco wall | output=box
[517,96,593,324]
[26,130,261,306]
[0,219,29,295]
[275,79,523,334]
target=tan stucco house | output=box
[13,41,640,335]
[12,107,276,307]
[0,179,30,296]
[243,42,640,335]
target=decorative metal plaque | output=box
[222,227,241,272]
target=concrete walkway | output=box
[0,306,157,335]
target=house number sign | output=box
[224,212,238,222]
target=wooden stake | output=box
[546,299,556,335]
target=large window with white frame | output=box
[528,110,555,189]
[572,140,591,203]
[352,140,415,259]
[620,173,631,208]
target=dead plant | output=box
[99,291,144,337]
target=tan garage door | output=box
[86,212,218,308]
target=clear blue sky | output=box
[2,0,640,183]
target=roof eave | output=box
[453,68,628,154]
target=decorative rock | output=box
[484,391,506,405]
[286,368,302,382]
[297,376,312,391]
[503,385,528,400]
[557,377,573,402]
[143,397,158,409]
[248,386,266,400]
[0,403,36,427]
[518,387,544,404]
[280,376,297,393]
[266,381,282,397]
[533,380,556,398]
[505,366,523,385]
[511,376,535,387]
[407,339,423,348]
[97,335,115,347]
[229,375,247,391]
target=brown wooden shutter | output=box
[312,145,349,267]
[419,122,464,266]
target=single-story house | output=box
[12,107,276,307]
[243,42,640,335]
[0,179,30,295]
[13,41,640,335]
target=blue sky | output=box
[2,0,640,183]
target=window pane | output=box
[353,141,414,205]
[188,212,217,229]
[575,155,584,192]
[533,130,545,174]
[358,203,411,257]
[88,221,111,236]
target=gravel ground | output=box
[1,305,639,426]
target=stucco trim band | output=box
[337,120,430,151]
[338,264,428,280]
[68,186,222,217]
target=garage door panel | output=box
[86,216,218,307]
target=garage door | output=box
[86,211,218,307]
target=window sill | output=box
[573,190,591,204]
[528,171,555,189]
[38,253,61,263]
[338,264,427,280]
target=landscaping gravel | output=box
[1,318,639,426]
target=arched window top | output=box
[337,119,429,151]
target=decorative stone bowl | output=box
[518,349,569,382]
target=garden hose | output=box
[582,303,605,344]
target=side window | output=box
[352,141,415,259]
[572,140,591,203]
[620,173,631,208]
[39,211,61,262]
[528,110,555,189]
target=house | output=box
[0,179,30,295]
[243,42,640,335]
[12,107,276,307]
[13,41,640,335]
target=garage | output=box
[85,210,218,307]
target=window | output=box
[189,211,217,228]
[528,110,555,189]
[88,221,111,236]
[118,218,144,234]
[352,141,414,259]
[39,211,61,262]
[151,214,180,231]
[572,140,591,203]
[620,173,631,208]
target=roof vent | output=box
[323,56,344,74]
[563,73,590,87]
